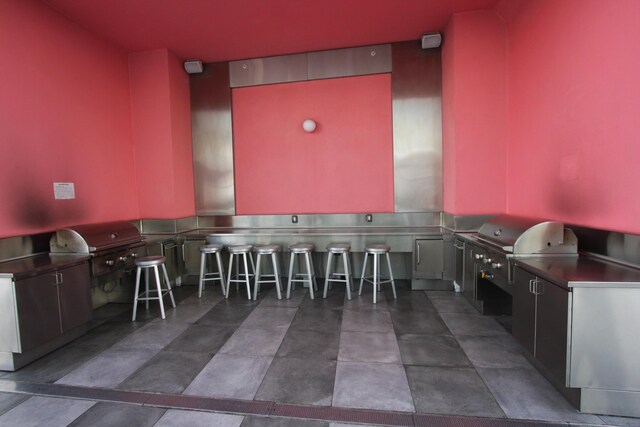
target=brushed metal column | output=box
[392,41,443,212]
[190,63,235,214]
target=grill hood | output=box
[50,221,142,254]
[477,214,577,255]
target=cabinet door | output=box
[414,239,443,278]
[535,278,570,386]
[14,273,62,352]
[162,241,179,284]
[512,267,536,355]
[57,263,92,333]
[462,244,476,301]
[183,239,206,276]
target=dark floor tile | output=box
[405,365,505,417]
[0,392,29,416]
[165,324,236,353]
[2,343,105,383]
[598,414,640,426]
[397,334,471,367]
[300,289,345,310]
[73,320,146,349]
[289,307,343,332]
[196,304,256,326]
[429,296,479,314]
[456,334,532,369]
[117,350,211,393]
[440,312,509,336]
[390,310,450,335]
[69,401,166,427]
[241,416,329,427]
[255,357,336,405]
[276,329,339,360]
[385,289,436,312]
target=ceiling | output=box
[42,0,499,62]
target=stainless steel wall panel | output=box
[229,54,307,87]
[307,44,391,80]
[392,41,443,212]
[0,233,50,262]
[190,62,236,214]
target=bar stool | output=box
[253,245,282,300]
[286,243,317,299]
[359,244,397,304]
[132,255,176,321]
[198,243,226,298]
[323,242,353,300]
[226,244,255,300]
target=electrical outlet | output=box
[292,215,298,223]
[365,213,373,222]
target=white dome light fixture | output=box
[302,119,317,133]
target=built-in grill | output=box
[49,221,145,282]
[466,215,578,297]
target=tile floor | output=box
[0,281,638,426]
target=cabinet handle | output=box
[57,272,63,285]
[52,273,58,285]
[529,279,534,293]
[417,243,421,265]
[535,280,544,295]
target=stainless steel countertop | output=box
[514,256,640,288]
[0,254,90,280]
[184,226,446,238]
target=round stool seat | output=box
[201,243,223,253]
[253,244,280,254]
[228,244,253,254]
[327,243,351,253]
[135,256,166,267]
[289,243,314,253]
[364,244,390,254]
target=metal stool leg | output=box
[386,252,397,299]
[359,252,368,295]
[144,268,150,310]
[272,253,282,300]
[198,251,206,298]
[226,253,234,298]
[286,251,295,299]
[343,252,352,300]
[162,264,176,307]
[253,253,262,301]
[373,253,379,304]
[305,252,314,300]
[242,253,251,300]
[216,251,226,296]
[309,254,317,291]
[323,252,333,298]
[154,265,166,319]
[132,266,142,321]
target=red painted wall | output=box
[129,49,194,219]
[442,11,508,215]
[232,74,394,215]
[501,0,640,233]
[0,0,137,238]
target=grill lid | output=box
[50,221,142,254]
[478,214,577,254]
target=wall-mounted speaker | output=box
[184,60,203,74]
[421,33,442,49]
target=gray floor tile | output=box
[184,353,273,399]
[111,321,191,350]
[425,290,460,299]
[150,303,214,324]
[242,416,329,427]
[69,401,166,427]
[179,291,225,306]
[56,347,158,388]
[429,295,479,314]
[196,304,256,326]
[0,392,29,416]
[440,312,509,336]
[276,329,339,360]
[165,324,236,353]
[456,334,533,369]
[2,343,105,383]
[241,306,298,329]
[289,307,343,332]
[355,286,389,305]
[342,293,389,310]
[389,310,450,335]
[598,414,640,426]
[259,288,306,308]
[405,366,505,417]
[156,409,244,426]
[397,334,471,367]
[73,320,146,349]
[338,331,402,364]
[255,357,336,405]
[386,291,436,312]
[0,396,95,427]
[118,350,212,393]
[301,288,346,309]
[218,326,288,357]
[478,367,603,423]
[333,361,415,412]
[341,308,394,333]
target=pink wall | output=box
[442,11,508,215]
[129,49,194,219]
[501,0,640,233]
[0,0,137,238]
[232,74,394,215]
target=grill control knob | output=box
[491,262,502,269]
[118,256,128,262]
[131,253,138,259]
[105,260,115,266]
[483,257,492,264]
[474,254,485,260]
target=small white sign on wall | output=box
[53,182,75,200]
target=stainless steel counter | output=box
[515,256,640,288]
[0,254,91,280]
